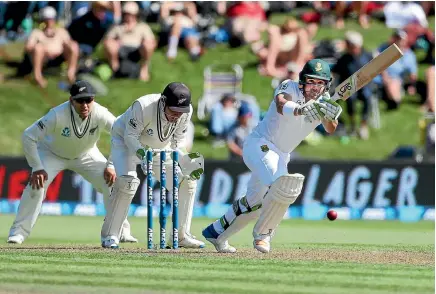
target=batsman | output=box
[101,82,205,249]
[203,59,343,253]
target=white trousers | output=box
[9,146,110,239]
[242,132,291,208]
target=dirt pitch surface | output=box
[1,245,433,266]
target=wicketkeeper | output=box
[101,82,205,249]
[203,59,343,253]
[7,80,137,244]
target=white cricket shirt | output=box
[253,80,320,153]
[112,94,192,155]
[22,101,115,171]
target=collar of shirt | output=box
[70,103,91,132]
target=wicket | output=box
[147,149,179,249]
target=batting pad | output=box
[253,174,305,237]
[178,179,197,237]
[101,175,140,239]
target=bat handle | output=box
[330,93,340,102]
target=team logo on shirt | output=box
[37,121,45,130]
[129,118,137,129]
[146,128,154,136]
[89,126,99,135]
[280,82,288,91]
[260,145,269,152]
[61,127,71,137]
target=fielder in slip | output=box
[7,80,137,244]
[101,82,205,249]
[202,59,343,253]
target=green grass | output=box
[0,215,434,294]
[0,14,434,160]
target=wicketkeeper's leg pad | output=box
[178,178,197,237]
[253,174,305,238]
[101,175,140,239]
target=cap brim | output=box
[71,93,95,99]
[169,106,190,113]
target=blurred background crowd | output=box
[0,1,434,162]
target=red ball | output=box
[327,210,337,221]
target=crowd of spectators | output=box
[0,1,434,158]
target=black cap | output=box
[70,80,96,100]
[162,82,191,113]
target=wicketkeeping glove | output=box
[179,152,204,180]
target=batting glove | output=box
[301,100,323,123]
[316,98,342,121]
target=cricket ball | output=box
[327,210,337,221]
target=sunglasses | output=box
[75,98,94,104]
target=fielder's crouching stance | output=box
[101,82,205,249]
[203,59,343,253]
[7,81,137,244]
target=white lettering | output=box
[346,166,372,209]
[40,203,62,215]
[397,167,418,206]
[373,169,397,207]
[362,208,386,220]
[322,171,345,205]
[209,169,233,204]
[302,165,321,205]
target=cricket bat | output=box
[330,43,403,102]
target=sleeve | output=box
[226,127,236,143]
[60,28,71,43]
[26,30,40,47]
[100,107,116,169]
[105,25,119,40]
[407,52,418,75]
[123,101,150,158]
[274,79,292,97]
[141,23,155,41]
[170,107,192,155]
[22,110,56,172]
[101,107,116,133]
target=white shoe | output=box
[7,235,24,244]
[176,233,205,249]
[208,238,237,253]
[101,236,119,249]
[120,235,138,243]
[253,235,271,253]
[202,224,236,253]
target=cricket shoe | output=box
[253,234,271,253]
[120,234,138,243]
[171,232,205,248]
[101,236,119,249]
[202,224,236,253]
[7,234,24,244]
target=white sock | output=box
[167,36,179,58]
[189,46,201,56]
